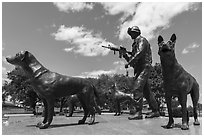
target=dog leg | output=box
[87,105,95,125]
[117,101,121,116]
[94,100,101,115]
[114,100,121,116]
[191,83,200,125]
[87,89,96,125]
[39,99,54,129]
[77,95,88,124]
[179,95,189,130]
[164,95,174,129]
[36,99,48,127]
[66,101,74,117]
[114,101,118,116]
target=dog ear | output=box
[158,35,164,45]
[170,34,176,43]
[21,51,29,61]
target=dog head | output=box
[158,34,176,57]
[6,50,38,71]
[6,51,30,67]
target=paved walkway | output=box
[2,113,202,135]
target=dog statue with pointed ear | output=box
[157,34,200,130]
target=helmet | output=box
[127,26,141,35]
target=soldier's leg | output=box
[128,68,149,120]
[143,82,160,118]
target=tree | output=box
[3,67,38,111]
[149,63,165,113]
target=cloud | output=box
[64,47,74,52]
[100,2,199,40]
[182,43,200,54]
[101,2,138,22]
[119,3,199,40]
[53,2,93,13]
[52,25,115,56]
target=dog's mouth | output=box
[6,56,21,66]
[161,48,172,53]
[6,56,15,64]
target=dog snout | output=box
[6,56,12,62]
[6,55,18,65]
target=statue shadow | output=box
[26,122,99,129]
[50,121,99,129]
[65,115,83,118]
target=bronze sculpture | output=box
[121,26,160,120]
[66,94,101,117]
[6,51,100,129]
[158,34,200,130]
[107,83,138,116]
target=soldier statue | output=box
[121,26,160,120]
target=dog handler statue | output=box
[121,26,160,120]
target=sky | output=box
[2,2,202,102]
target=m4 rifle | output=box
[102,44,132,58]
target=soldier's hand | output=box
[120,47,127,55]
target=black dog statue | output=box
[6,51,100,129]
[108,83,138,116]
[158,34,200,130]
[66,94,101,117]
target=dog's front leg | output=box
[179,95,189,130]
[114,100,119,116]
[38,98,55,129]
[165,94,174,129]
[36,99,48,127]
[117,101,121,116]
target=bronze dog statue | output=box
[66,94,101,117]
[6,51,100,129]
[158,34,200,130]
[108,84,138,116]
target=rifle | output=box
[102,45,132,58]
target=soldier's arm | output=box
[122,53,130,62]
[127,38,147,66]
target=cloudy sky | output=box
[2,2,202,101]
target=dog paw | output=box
[65,114,72,117]
[88,119,95,125]
[36,122,43,127]
[162,123,174,129]
[181,123,189,130]
[78,120,85,124]
[38,123,50,129]
[193,121,200,126]
[88,116,95,125]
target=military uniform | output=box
[123,26,159,119]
